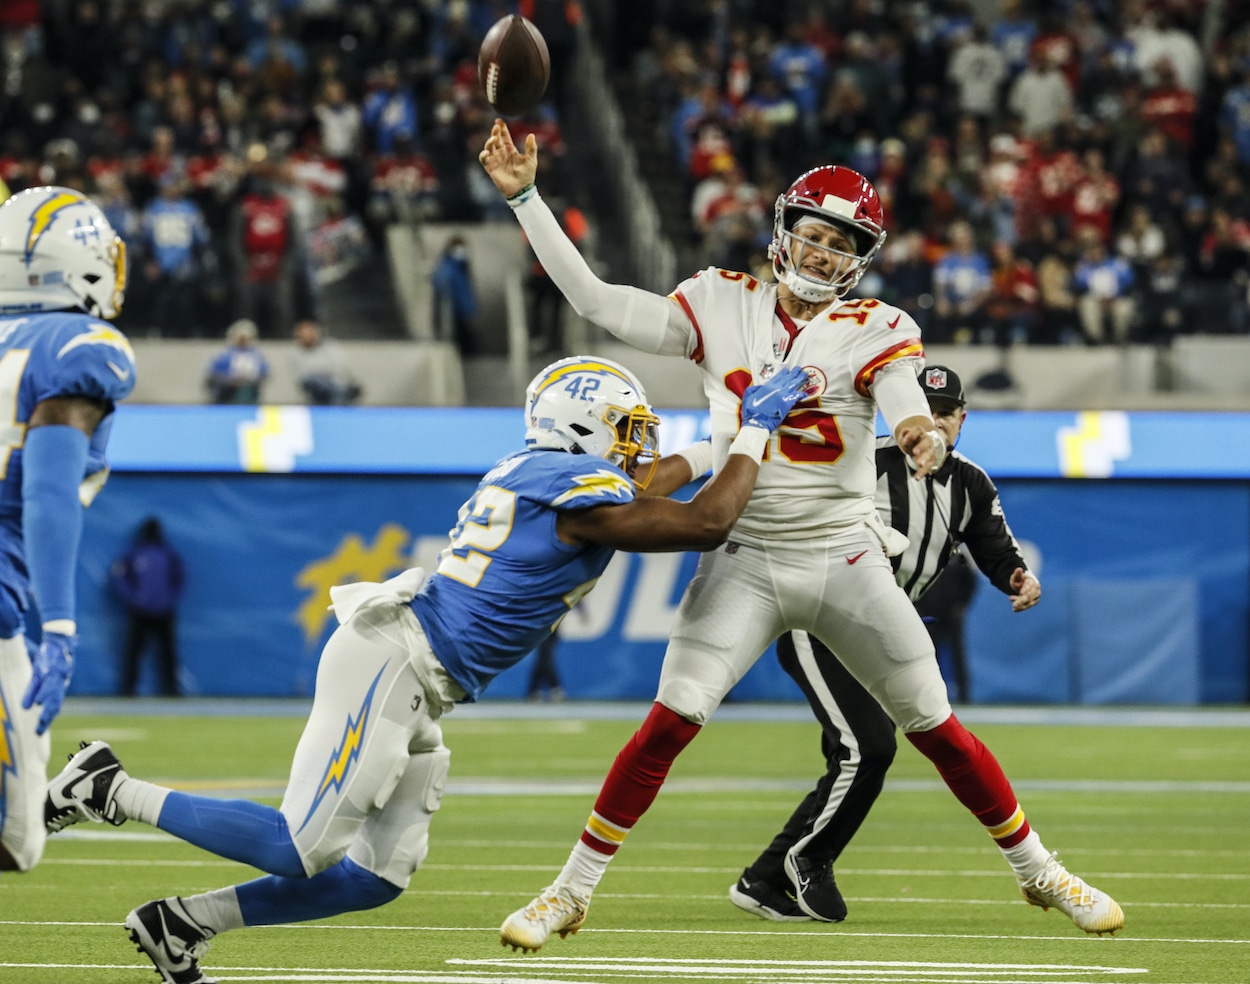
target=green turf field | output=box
[2,704,1247,983]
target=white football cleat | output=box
[1019,852,1124,935]
[45,740,128,831]
[500,883,589,953]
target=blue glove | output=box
[22,632,76,736]
[740,365,812,431]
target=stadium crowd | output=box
[607,0,1250,345]
[4,1,1249,348]
[0,0,564,338]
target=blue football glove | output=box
[740,365,812,431]
[22,631,76,736]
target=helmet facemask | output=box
[524,356,662,489]
[770,209,884,303]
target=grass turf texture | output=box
[1,707,1246,984]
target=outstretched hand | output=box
[478,118,538,198]
[740,365,812,432]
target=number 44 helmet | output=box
[768,165,886,304]
[0,186,127,319]
[525,356,661,489]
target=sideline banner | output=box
[76,473,796,700]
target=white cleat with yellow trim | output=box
[500,883,589,953]
[1019,852,1124,935]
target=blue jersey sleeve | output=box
[33,319,136,405]
[537,459,637,512]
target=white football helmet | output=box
[525,356,661,489]
[0,186,127,319]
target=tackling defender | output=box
[0,187,134,874]
[46,355,810,984]
[480,118,1123,948]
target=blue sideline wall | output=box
[71,406,1249,704]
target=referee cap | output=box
[920,365,965,407]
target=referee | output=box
[729,365,1042,923]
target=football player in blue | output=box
[46,355,810,984]
[0,187,134,874]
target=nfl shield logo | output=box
[925,368,948,390]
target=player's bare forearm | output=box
[478,118,537,198]
[637,455,695,498]
[29,396,108,438]
[558,455,758,551]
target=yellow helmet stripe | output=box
[532,361,635,398]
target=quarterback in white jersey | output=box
[481,120,1122,947]
[673,267,924,540]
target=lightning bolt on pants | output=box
[280,603,450,886]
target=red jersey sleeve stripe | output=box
[671,289,705,364]
[854,338,925,396]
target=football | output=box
[477,14,550,117]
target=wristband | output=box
[672,441,714,478]
[42,619,77,636]
[506,183,538,207]
[925,429,947,467]
[728,426,770,462]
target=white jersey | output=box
[671,267,924,540]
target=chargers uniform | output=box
[0,312,134,869]
[657,269,946,731]
[278,448,635,883]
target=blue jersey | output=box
[411,450,635,701]
[0,312,136,635]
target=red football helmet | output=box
[768,165,887,302]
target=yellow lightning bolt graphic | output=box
[550,469,634,506]
[25,191,87,260]
[297,664,387,834]
[294,524,411,647]
[531,360,636,398]
[56,324,136,363]
[0,680,16,824]
[241,406,286,473]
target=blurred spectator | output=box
[206,319,269,404]
[362,61,418,154]
[232,166,298,338]
[292,320,362,405]
[1137,253,1187,344]
[1142,59,1197,151]
[1069,148,1120,244]
[1123,128,1189,217]
[1073,227,1137,344]
[947,25,1005,120]
[367,133,441,234]
[526,627,565,703]
[1008,49,1073,136]
[985,241,1042,346]
[992,0,1038,80]
[769,21,826,144]
[314,78,364,161]
[110,517,184,697]
[932,220,991,343]
[431,234,479,357]
[140,173,213,338]
[1116,202,1168,274]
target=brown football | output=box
[477,14,550,117]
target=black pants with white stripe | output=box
[740,631,897,888]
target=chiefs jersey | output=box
[671,267,924,540]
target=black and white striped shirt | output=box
[875,437,1029,602]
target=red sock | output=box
[906,714,1032,848]
[579,703,701,855]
